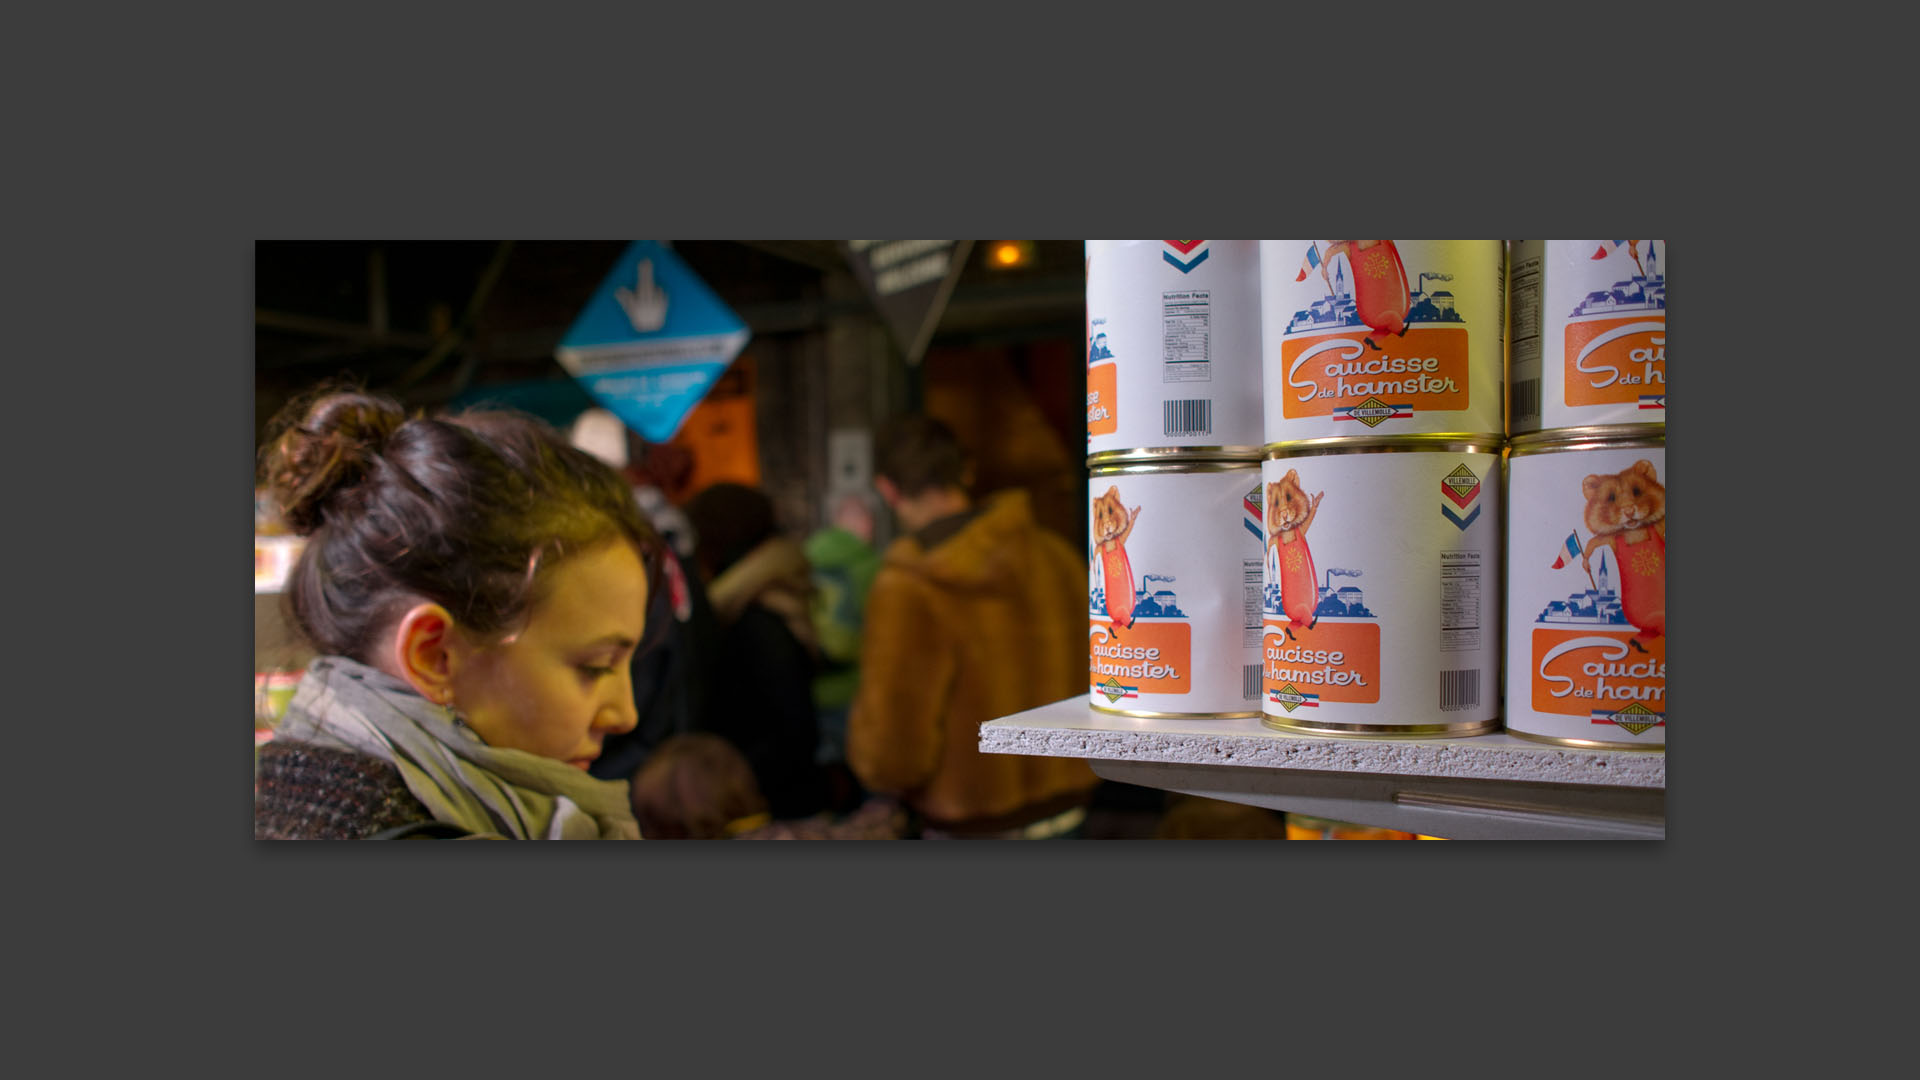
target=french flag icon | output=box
[1164,240,1210,273]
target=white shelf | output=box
[980,698,1664,840]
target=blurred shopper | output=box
[804,492,884,813]
[684,483,828,819]
[570,408,699,559]
[569,408,722,785]
[847,416,1099,839]
[630,733,908,840]
[254,385,663,839]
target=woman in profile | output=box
[254,383,664,839]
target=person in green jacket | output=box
[805,492,883,812]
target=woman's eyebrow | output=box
[577,633,638,651]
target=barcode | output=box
[1164,399,1212,437]
[1440,669,1480,712]
[1511,379,1540,423]
[1243,664,1262,701]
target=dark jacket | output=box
[700,536,826,819]
[590,546,720,784]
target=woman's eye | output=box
[579,665,615,678]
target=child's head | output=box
[628,734,770,839]
[260,382,665,767]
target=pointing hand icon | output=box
[616,258,669,332]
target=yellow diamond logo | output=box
[1352,395,1394,428]
[1099,676,1128,704]
[1276,682,1306,713]
[1609,702,1660,736]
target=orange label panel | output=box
[1563,316,1665,408]
[1277,326,1470,419]
[1090,619,1190,699]
[1529,627,1667,724]
[1261,619,1380,708]
[1087,362,1118,436]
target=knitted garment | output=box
[254,741,433,840]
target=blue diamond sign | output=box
[555,241,751,443]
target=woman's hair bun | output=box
[260,387,409,534]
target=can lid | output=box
[1090,456,1261,477]
[1509,426,1666,455]
[1264,433,1505,459]
[1088,445,1264,469]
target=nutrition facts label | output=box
[1243,559,1263,647]
[1508,254,1541,365]
[1439,550,1482,651]
[1162,290,1211,383]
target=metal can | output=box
[1089,456,1264,718]
[1505,431,1666,749]
[1085,240,1264,463]
[1507,240,1666,436]
[1259,437,1502,737]
[1259,240,1505,447]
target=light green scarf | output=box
[274,656,641,840]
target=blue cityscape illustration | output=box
[1262,566,1376,619]
[1090,572,1188,619]
[1570,242,1665,316]
[1284,252,1467,336]
[1536,549,1630,626]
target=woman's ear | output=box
[388,602,461,704]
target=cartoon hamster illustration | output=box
[1321,240,1411,350]
[1092,486,1142,630]
[1580,459,1666,649]
[1265,470,1325,639]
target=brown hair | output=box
[873,414,970,497]
[629,733,769,839]
[682,482,777,580]
[258,381,662,662]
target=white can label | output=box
[1508,239,1666,433]
[1090,466,1264,715]
[1260,450,1501,728]
[1506,445,1666,745]
[1086,241,1264,455]
[1259,240,1504,443]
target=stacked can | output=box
[1085,241,1265,718]
[1504,241,1666,750]
[1255,240,1506,737]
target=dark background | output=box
[255,239,1091,544]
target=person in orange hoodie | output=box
[847,415,1100,839]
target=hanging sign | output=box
[555,240,751,443]
[841,240,974,365]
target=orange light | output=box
[989,241,1033,269]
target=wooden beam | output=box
[254,309,436,349]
